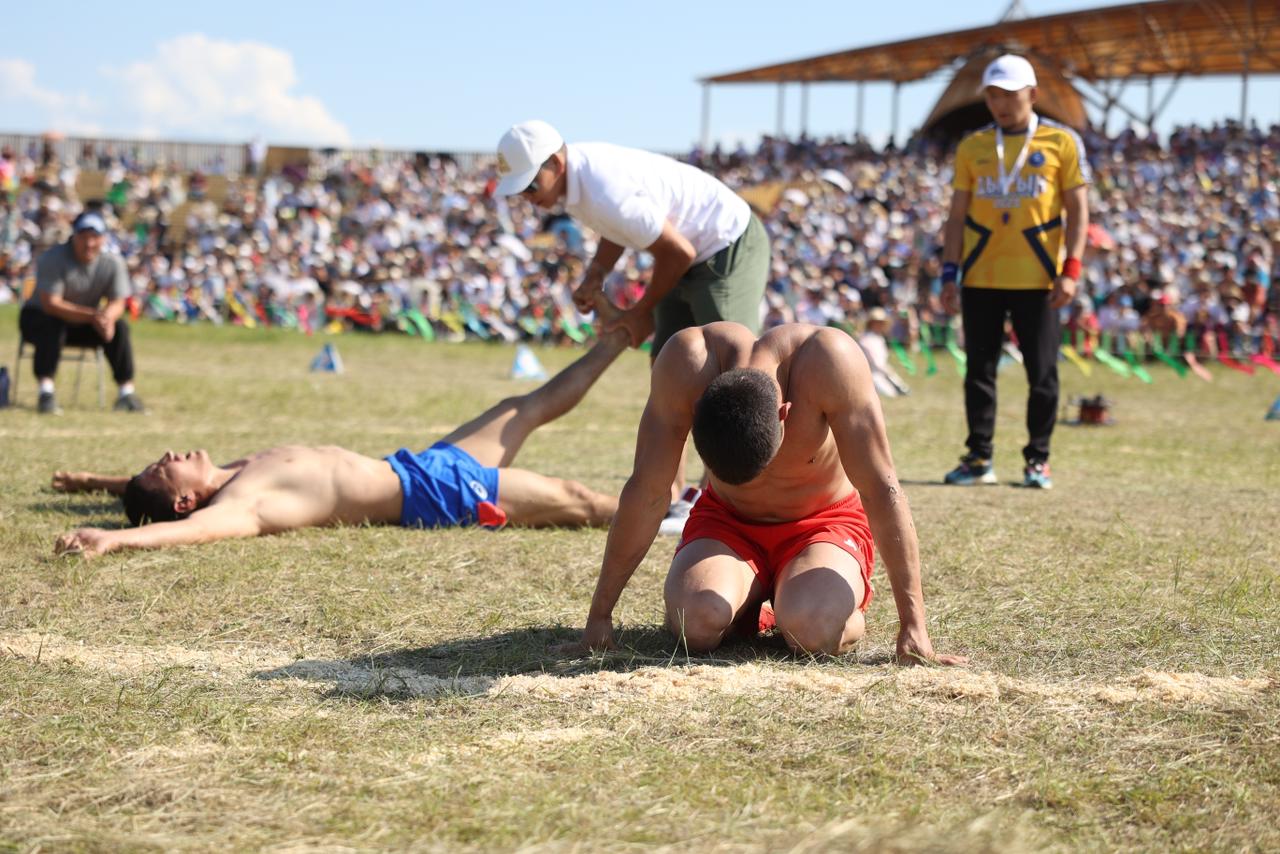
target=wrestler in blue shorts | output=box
[386,441,508,529]
[50,330,630,557]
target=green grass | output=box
[1,304,1278,852]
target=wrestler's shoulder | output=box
[661,322,758,368]
[736,321,833,352]
[692,320,759,347]
[792,324,862,360]
[787,328,866,391]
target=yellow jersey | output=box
[952,116,1089,289]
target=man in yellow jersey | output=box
[940,54,1090,490]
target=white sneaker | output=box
[657,488,701,537]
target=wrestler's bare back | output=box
[579,321,967,665]
[210,445,403,530]
[672,322,876,522]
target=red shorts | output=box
[677,487,875,610]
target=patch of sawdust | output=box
[502,663,776,699]
[1093,670,1272,707]
[5,633,1274,714]
[256,659,497,698]
[0,632,286,677]
[897,666,1003,700]
[489,726,611,747]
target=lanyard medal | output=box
[994,112,1039,221]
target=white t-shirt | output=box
[564,143,749,264]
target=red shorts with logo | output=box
[677,487,875,610]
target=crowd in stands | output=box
[2,120,1278,360]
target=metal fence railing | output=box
[0,133,247,174]
[0,132,493,175]
[319,147,489,171]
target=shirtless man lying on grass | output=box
[570,321,967,665]
[53,329,629,558]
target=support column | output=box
[1146,76,1155,133]
[1101,80,1114,135]
[776,84,786,138]
[856,82,865,139]
[1241,0,1255,125]
[1152,74,1182,125]
[890,82,901,149]
[700,84,711,153]
[1241,54,1250,125]
[800,82,810,138]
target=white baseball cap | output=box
[494,120,564,196]
[982,54,1038,91]
[72,211,108,234]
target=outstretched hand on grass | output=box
[52,471,93,493]
[895,624,969,667]
[55,528,112,559]
[552,615,618,656]
[51,471,129,496]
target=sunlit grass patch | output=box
[2,305,1278,851]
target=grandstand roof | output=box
[702,0,1280,84]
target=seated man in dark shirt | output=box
[19,210,144,414]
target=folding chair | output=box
[13,338,107,409]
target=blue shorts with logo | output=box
[385,442,505,529]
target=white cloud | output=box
[105,34,351,145]
[0,58,101,134]
[0,35,349,145]
[0,58,66,109]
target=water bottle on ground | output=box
[0,366,10,408]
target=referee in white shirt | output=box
[494,120,770,355]
[494,120,771,533]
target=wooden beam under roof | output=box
[701,0,1280,85]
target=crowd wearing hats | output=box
[694,119,1280,360]
[2,120,1278,358]
[0,145,615,345]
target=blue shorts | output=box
[385,442,505,529]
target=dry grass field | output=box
[1,305,1277,852]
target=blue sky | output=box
[2,0,1277,152]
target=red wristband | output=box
[1061,257,1082,280]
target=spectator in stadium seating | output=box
[1097,290,1141,339]
[939,54,1089,490]
[0,147,16,195]
[3,114,1278,368]
[1222,286,1252,352]
[858,307,910,398]
[1064,296,1098,353]
[1242,266,1268,317]
[1140,290,1187,346]
[19,211,145,414]
[1268,267,1280,318]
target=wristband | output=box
[941,262,959,285]
[1061,257,1082,281]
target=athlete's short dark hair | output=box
[122,475,186,527]
[691,368,782,485]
